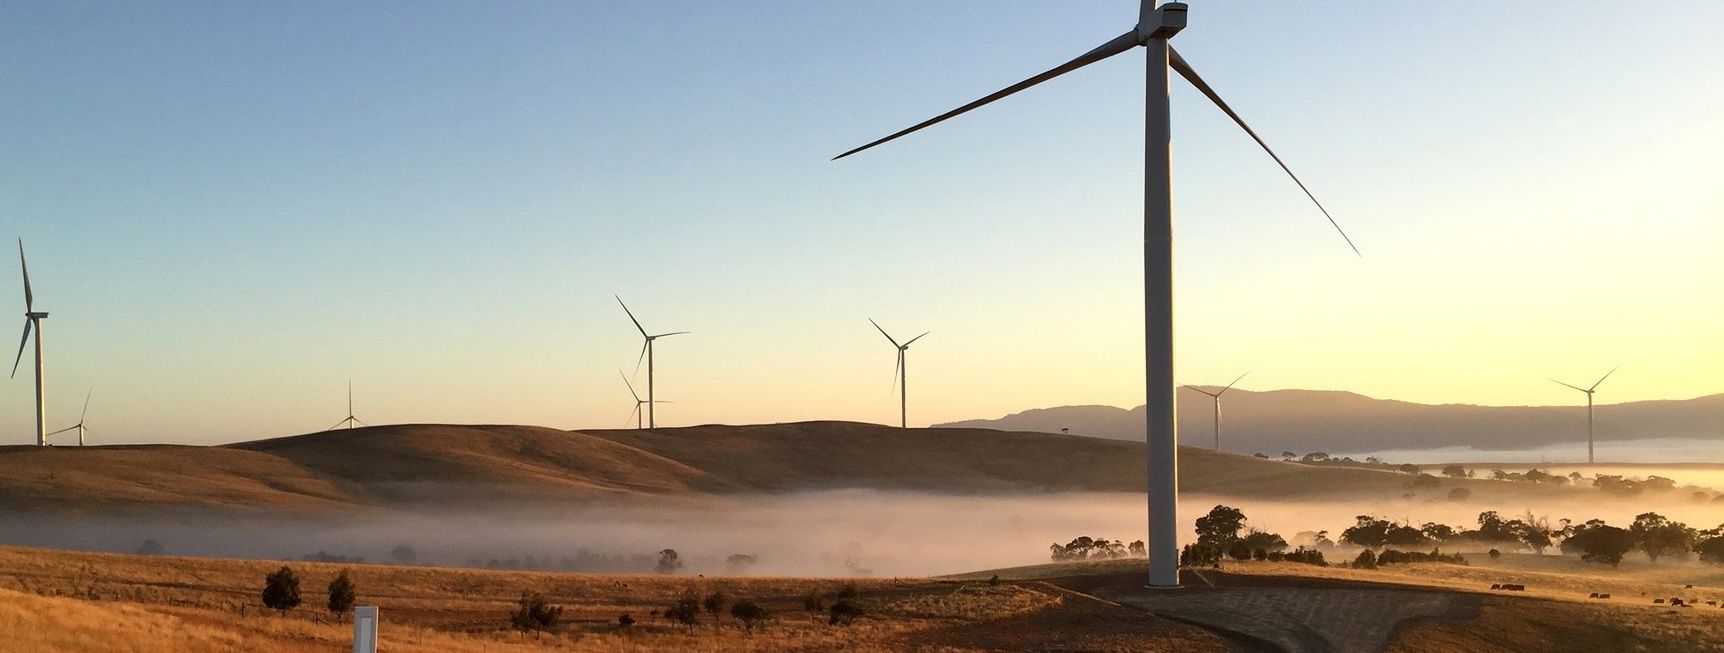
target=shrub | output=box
[829,599,864,626]
[731,600,769,632]
[988,574,1001,586]
[703,591,729,622]
[617,613,635,628]
[326,569,356,616]
[1283,547,1326,566]
[836,583,859,600]
[509,591,564,633]
[1376,549,1466,565]
[665,590,702,629]
[801,589,825,614]
[261,566,302,614]
[1488,548,1501,559]
[1226,539,1253,561]
[1353,550,1378,569]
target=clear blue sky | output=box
[2,1,1720,444]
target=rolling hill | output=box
[937,390,1724,455]
[0,421,1579,514]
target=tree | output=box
[725,553,759,574]
[1128,540,1146,556]
[1441,464,1468,479]
[655,549,683,574]
[509,591,564,634]
[665,590,701,630]
[135,539,166,556]
[1409,473,1442,489]
[1353,549,1377,569]
[1398,463,1421,474]
[1473,511,1517,543]
[261,566,302,615]
[1697,527,1724,564]
[389,544,417,564]
[703,591,729,623]
[1384,524,1431,549]
[1300,452,1330,463]
[1630,512,1695,563]
[326,569,356,617]
[1341,515,1393,550]
[1195,505,1247,548]
[1280,451,1297,460]
[1420,522,1456,543]
[731,600,769,632]
[1447,487,1472,501]
[1240,530,1288,554]
[802,589,825,615]
[1567,524,1634,568]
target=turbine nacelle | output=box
[25,312,46,319]
[1138,1,1187,42]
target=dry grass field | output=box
[0,545,1222,652]
[0,421,1596,515]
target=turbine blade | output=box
[627,403,641,427]
[1220,371,1250,395]
[17,239,32,311]
[834,30,1139,160]
[633,340,649,377]
[1167,47,1361,257]
[620,371,641,402]
[1181,385,1220,398]
[1549,379,1588,393]
[903,331,931,347]
[1589,366,1620,392]
[653,331,690,338]
[46,425,76,436]
[892,350,903,396]
[653,400,676,404]
[11,318,30,378]
[615,296,649,337]
[868,318,900,348]
[325,418,350,432]
[352,417,368,426]
[81,387,92,422]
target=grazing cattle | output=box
[1654,598,1666,604]
[1685,584,1694,589]
[1597,594,1611,599]
[1671,598,1685,606]
[1490,584,1502,590]
[1588,592,1599,598]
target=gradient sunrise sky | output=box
[1,1,1719,444]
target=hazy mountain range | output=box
[937,390,1724,455]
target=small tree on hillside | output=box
[665,589,702,631]
[326,569,356,618]
[261,565,302,615]
[509,591,564,635]
[703,591,729,624]
[731,599,769,632]
[1441,464,1468,478]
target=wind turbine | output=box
[46,388,92,446]
[620,370,672,429]
[12,239,48,447]
[869,318,928,429]
[833,2,1358,588]
[326,380,365,431]
[1550,366,1617,465]
[616,296,687,429]
[1182,372,1248,451]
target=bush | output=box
[509,591,564,633]
[828,599,864,626]
[1353,550,1378,569]
[703,591,729,622]
[1283,547,1327,566]
[835,583,859,600]
[731,600,769,632]
[1488,548,1501,559]
[326,569,356,616]
[988,574,1001,586]
[261,566,302,614]
[617,613,635,628]
[1226,539,1253,561]
[802,589,825,614]
[1376,549,1466,566]
[665,590,702,629]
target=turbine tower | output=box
[869,319,928,429]
[47,387,91,446]
[1550,366,1617,465]
[834,2,1358,588]
[327,380,365,431]
[1182,372,1247,451]
[620,370,672,429]
[12,239,48,447]
[616,296,687,429]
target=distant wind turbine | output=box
[47,387,92,446]
[12,239,49,447]
[620,370,672,429]
[869,319,928,429]
[1550,366,1618,465]
[327,380,365,431]
[1182,372,1248,451]
[833,2,1359,587]
[616,296,687,429]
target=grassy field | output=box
[0,545,1221,652]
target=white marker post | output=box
[353,606,378,653]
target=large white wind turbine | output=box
[616,296,687,429]
[327,380,366,431]
[834,1,1359,587]
[1182,372,1248,451]
[12,239,49,447]
[869,319,928,429]
[46,387,92,446]
[620,370,672,430]
[1550,366,1618,465]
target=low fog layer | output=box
[2,490,1719,578]
[1342,438,1724,467]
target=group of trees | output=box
[1179,505,1307,567]
[1047,537,1145,561]
[258,566,356,617]
[1335,511,1724,569]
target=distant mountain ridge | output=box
[936,390,1724,454]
